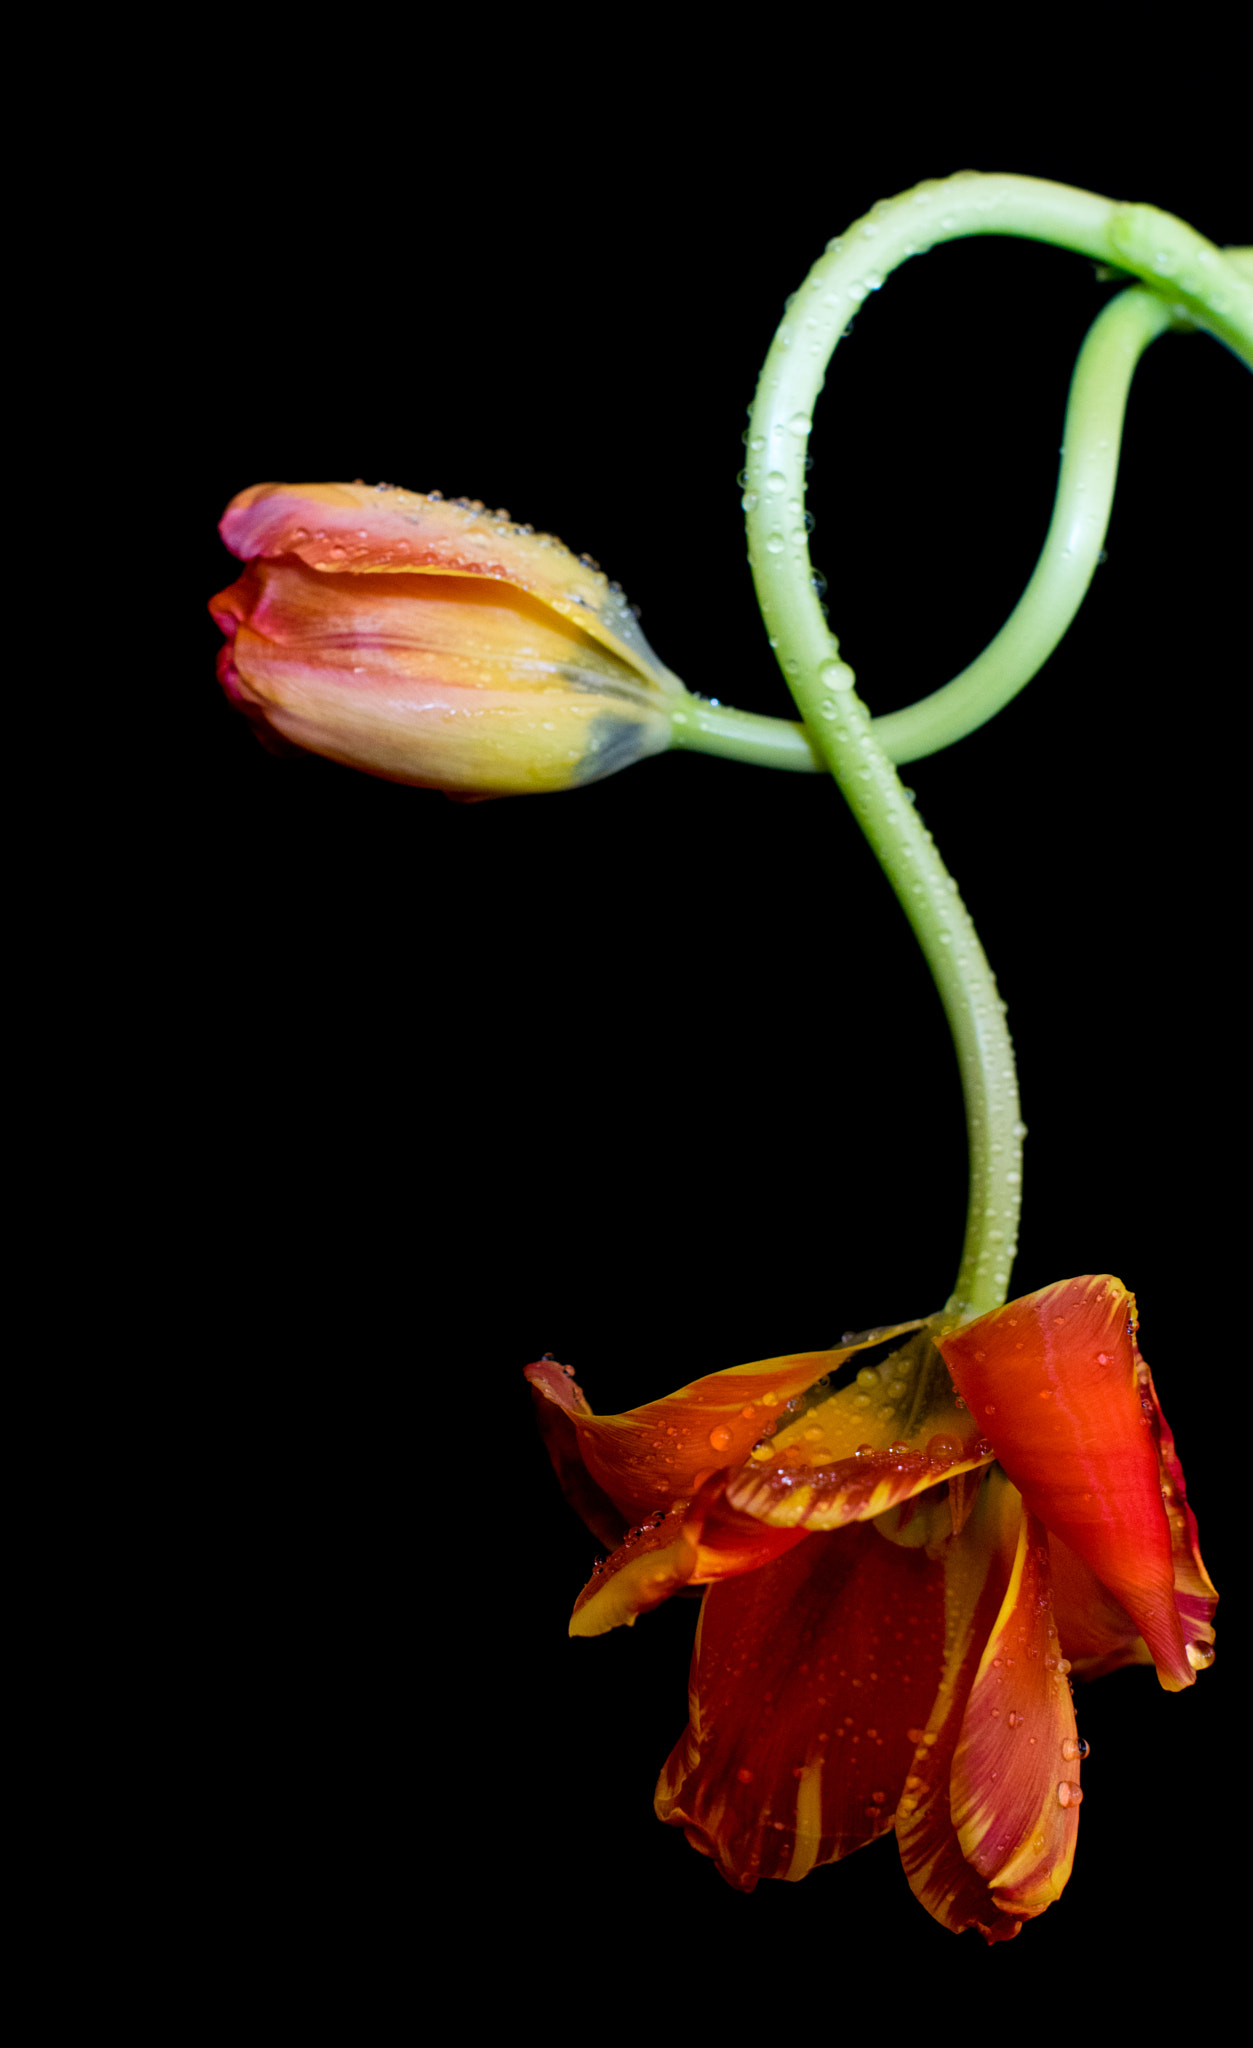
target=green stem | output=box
[675,236,1248,777]
[669,693,824,770]
[743,173,1251,1318]
[872,284,1178,764]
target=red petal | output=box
[569,1508,700,1637]
[949,1506,1081,1921]
[655,1520,948,1889]
[568,1483,809,1637]
[894,1471,1026,1942]
[524,1361,626,1554]
[1136,1337,1217,1672]
[936,1278,1200,1690]
[527,1327,923,1524]
[1049,1534,1152,1680]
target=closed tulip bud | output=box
[208,481,688,797]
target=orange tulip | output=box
[526,1276,1215,1938]
[209,482,686,797]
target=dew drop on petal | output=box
[708,1425,734,1453]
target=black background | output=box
[148,60,1246,2014]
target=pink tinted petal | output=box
[217,481,682,691]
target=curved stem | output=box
[743,172,1251,1318]
[669,693,824,771]
[873,284,1179,764]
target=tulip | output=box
[526,1276,1215,1938]
[208,482,687,797]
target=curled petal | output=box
[725,1327,992,1532]
[569,1483,810,1638]
[656,1521,949,1889]
[950,1506,1081,1922]
[525,1360,626,1554]
[526,1326,923,1524]
[1137,1338,1217,1671]
[937,1278,1207,1691]
[570,1509,699,1637]
[217,481,681,689]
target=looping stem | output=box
[742,173,1250,1318]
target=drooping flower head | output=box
[526,1276,1215,1939]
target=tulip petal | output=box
[526,1326,923,1524]
[724,1328,992,1531]
[936,1278,1207,1691]
[209,555,670,796]
[894,1471,1027,1942]
[525,1359,627,1554]
[1048,1534,1153,1680]
[217,481,683,694]
[570,1508,700,1637]
[655,1520,949,1889]
[1137,1339,1217,1672]
[568,1484,810,1637]
[950,1505,1081,1921]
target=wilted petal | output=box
[725,1327,992,1531]
[937,1278,1204,1691]
[950,1506,1081,1922]
[655,1520,948,1889]
[895,1470,1025,1942]
[526,1326,923,1524]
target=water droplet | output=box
[766,533,785,555]
[736,1767,755,1784]
[765,471,787,495]
[1056,1781,1083,1808]
[708,1425,734,1453]
[1061,1736,1089,1761]
[1186,1642,1215,1670]
[787,412,812,437]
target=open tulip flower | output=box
[526,1274,1215,1939]
[209,481,690,797]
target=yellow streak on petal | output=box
[785,1760,825,1883]
[568,1533,697,1638]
